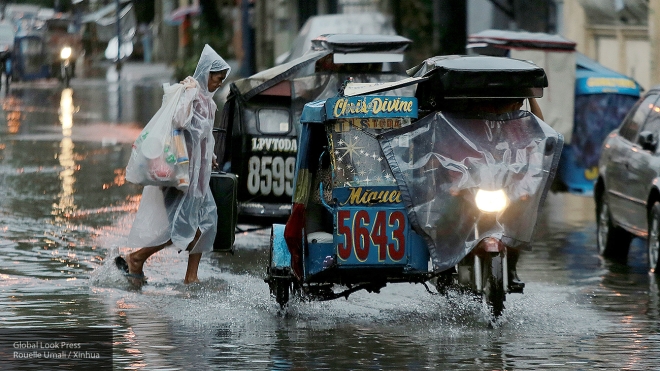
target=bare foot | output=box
[183,277,200,285]
[125,253,144,275]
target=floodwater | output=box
[0,75,659,370]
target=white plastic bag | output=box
[126,83,190,190]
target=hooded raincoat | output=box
[127,45,231,254]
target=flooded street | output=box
[0,73,659,370]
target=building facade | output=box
[563,0,656,90]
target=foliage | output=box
[173,1,232,81]
[392,0,434,64]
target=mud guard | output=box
[267,224,294,308]
[271,224,292,269]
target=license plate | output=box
[335,208,408,264]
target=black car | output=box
[595,86,660,272]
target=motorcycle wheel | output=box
[647,202,660,273]
[596,196,632,260]
[434,268,456,296]
[275,277,290,309]
[482,252,505,317]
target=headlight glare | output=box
[475,189,508,213]
[60,47,72,60]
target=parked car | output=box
[595,86,660,272]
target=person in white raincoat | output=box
[116,45,230,284]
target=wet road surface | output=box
[0,74,659,370]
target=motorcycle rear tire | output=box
[274,277,290,309]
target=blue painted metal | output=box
[406,230,430,272]
[575,53,641,97]
[558,53,641,196]
[334,206,410,266]
[299,100,326,124]
[271,224,291,268]
[305,242,335,277]
[295,95,431,284]
[325,96,418,119]
[557,145,596,196]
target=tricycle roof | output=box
[410,55,548,100]
[232,33,412,100]
[575,52,641,96]
[467,29,576,51]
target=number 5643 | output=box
[336,209,406,263]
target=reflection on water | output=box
[0,82,660,369]
[54,88,76,221]
[3,94,21,134]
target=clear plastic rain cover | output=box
[378,110,563,271]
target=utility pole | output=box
[435,0,466,55]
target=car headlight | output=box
[60,47,72,60]
[475,189,508,213]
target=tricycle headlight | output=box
[60,47,72,60]
[475,189,508,213]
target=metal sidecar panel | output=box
[270,224,291,269]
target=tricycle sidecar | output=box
[266,55,563,317]
[11,32,50,82]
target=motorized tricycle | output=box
[11,32,50,82]
[221,33,413,219]
[264,55,563,317]
[40,16,82,87]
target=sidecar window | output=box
[330,125,396,187]
[257,109,291,134]
[20,38,42,55]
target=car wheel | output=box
[648,202,660,273]
[596,196,632,259]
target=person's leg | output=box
[184,253,202,284]
[126,241,171,275]
[507,248,525,293]
[183,229,202,284]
